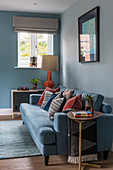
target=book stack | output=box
[72,111,93,117]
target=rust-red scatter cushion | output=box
[62,94,83,111]
[37,87,60,106]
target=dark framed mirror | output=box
[78,7,100,63]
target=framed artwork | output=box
[78,6,100,63]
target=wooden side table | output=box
[11,89,44,119]
[67,111,103,170]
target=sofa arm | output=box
[97,113,113,152]
[54,112,68,155]
[30,94,41,105]
[101,102,112,113]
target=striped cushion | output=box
[44,93,57,111]
[37,87,60,105]
[41,91,53,109]
[49,94,65,120]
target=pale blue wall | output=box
[60,0,113,108]
[0,11,60,108]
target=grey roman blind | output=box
[13,16,58,34]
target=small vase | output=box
[85,100,94,113]
[33,84,37,90]
[85,100,93,107]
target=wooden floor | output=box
[0,153,113,170]
[0,114,113,170]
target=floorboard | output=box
[0,153,113,170]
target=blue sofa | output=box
[20,86,113,165]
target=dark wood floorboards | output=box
[0,153,113,170]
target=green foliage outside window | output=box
[20,41,31,52]
[20,35,48,58]
[37,53,47,57]
[20,52,31,57]
[37,42,47,52]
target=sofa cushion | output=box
[44,93,57,111]
[73,90,104,111]
[37,87,60,106]
[49,93,65,120]
[41,91,53,109]
[49,97,65,120]
[63,89,73,100]
[39,127,56,145]
[62,94,83,111]
[20,103,55,145]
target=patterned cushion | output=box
[62,94,83,111]
[37,87,60,106]
[54,91,63,99]
[41,91,53,109]
[63,89,73,100]
[44,93,57,111]
[49,92,65,120]
[63,89,69,95]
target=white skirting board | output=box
[0,108,12,115]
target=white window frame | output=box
[18,33,53,68]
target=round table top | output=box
[67,111,103,122]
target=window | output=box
[18,33,53,68]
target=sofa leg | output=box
[103,150,109,160]
[45,156,49,166]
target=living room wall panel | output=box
[0,11,60,108]
[60,0,113,109]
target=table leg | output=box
[79,121,82,170]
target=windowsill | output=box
[14,66,41,69]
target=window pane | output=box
[37,53,48,68]
[20,33,31,41]
[37,42,48,53]
[37,34,48,41]
[20,52,31,57]
[18,33,53,68]
[37,53,47,57]
[20,57,30,66]
[20,41,31,52]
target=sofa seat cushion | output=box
[20,103,55,145]
[73,90,104,111]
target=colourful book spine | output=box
[72,111,93,117]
